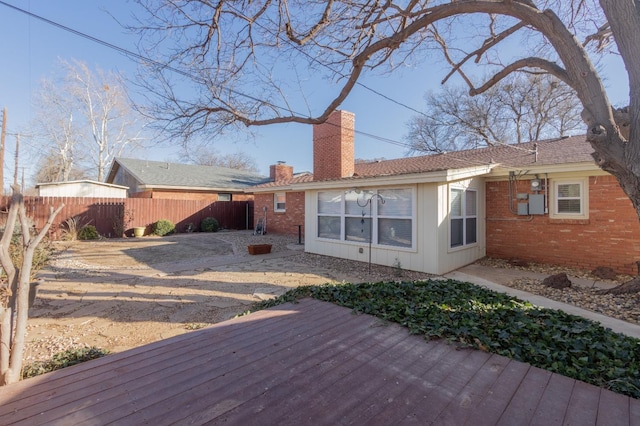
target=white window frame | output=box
[218,193,231,202]
[550,178,589,220]
[449,186,478,249]
[316,188,416,250]
[274,192,286,212]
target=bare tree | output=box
[406,74,582,153]
[34,149,88,184]
[32,78,83,182]
[132,1,639,219]
[0,185,62,385]
[35,60,145,182]
[65,60,146,181]
[180,147,259,172]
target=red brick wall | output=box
[254,192,305,236]
[486,175,640,275]
[270,163,294,183]
[313,110,355,181]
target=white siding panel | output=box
[305,184,444,275]
[38,182,127,198]
[436,177,486,274]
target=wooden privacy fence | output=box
[0,196,254,240]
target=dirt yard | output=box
[26,231,432,363]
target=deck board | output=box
[0,298,636,425]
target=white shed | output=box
[36,180,129,198]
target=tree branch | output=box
[441,21,527,85]
[471,57,572,95]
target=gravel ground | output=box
[477,257,640,326]
[216,231,436,283]
[28,233,640,366]
[227,234,640,328]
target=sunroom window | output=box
[450,188,477,248]
[316,188,414,248]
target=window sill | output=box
[548,218,590,225]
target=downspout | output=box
[545,173,549,214]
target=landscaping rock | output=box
[542,273,572,289]
[591,266,618,280]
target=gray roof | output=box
[252,135,596,190]
[108,158,269,191]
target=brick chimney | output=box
[270,161,294,183]
[313,110,355,181]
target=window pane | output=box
[378,218,412,248]
[465,190,477,216]
[345,191,367,215]
[275,193,286,210]
[379,189,412,216]
[558,199,581,213]
[318,191,342,214]
[558,183,580,198]
[346,217,370,242]
[318,216,341,239]
[450,189,462,217]
[451,218,463,247]
[465,218,477,244]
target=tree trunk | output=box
[0,189,20,384]
[0,186,63,386]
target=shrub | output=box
[22,346,110,379]
[201,217,219,232]
[153,219,175,236]
[60,216,84,241]
[78,225,100,240]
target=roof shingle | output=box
[111,158,269,190]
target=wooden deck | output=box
[1,298,638,425]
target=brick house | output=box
[106,158,268,201]
[250,110,640,275]
[251,162,311,235]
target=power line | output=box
[225,3,426,117]
[0,0,420,151]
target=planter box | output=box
[248,244,272,255]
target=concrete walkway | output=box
[445,264,640,339]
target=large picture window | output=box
[317,188,414,248]
[317,191,342,240]
[450,187,477,248]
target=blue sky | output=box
[0,1,631,187]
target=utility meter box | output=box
[517,203,529,215]
[529,194,545,215]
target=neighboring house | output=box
[251,110,640,275]
[106,158,268,201]
[36,180,128,198]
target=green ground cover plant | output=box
[250,279,640,399]
[22,346,110,379]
